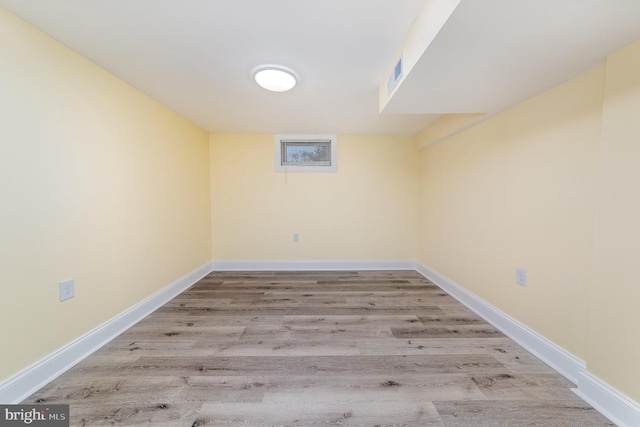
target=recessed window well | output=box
[254,66,297,92]
[275,134,337,172]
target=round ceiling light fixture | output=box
[253,65,297,92]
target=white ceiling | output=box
[384,0,640,115]
[2,0,640,135]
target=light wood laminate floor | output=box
[25,271,613,426]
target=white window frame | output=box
[274,134,337,172]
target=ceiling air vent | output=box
[387,54,403,95]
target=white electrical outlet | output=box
[516,268,527,286]
[59,278,75,301]
[293,233,299,242]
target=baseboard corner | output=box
[574,371,640,427]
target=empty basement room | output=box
[1,1,640,426]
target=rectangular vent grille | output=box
[387,55,403,94]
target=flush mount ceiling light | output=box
[253,66,297,92]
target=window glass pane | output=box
[282,140,331,166]
[274,134,337,172]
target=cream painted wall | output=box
[210,134,418,260]
[589,40,640,401]
[417,65,605,359]
[0,8,211,383]
[3,0,639,408]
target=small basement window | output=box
[275,134,337,172]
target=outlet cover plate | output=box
[59,278,75,301]
[516,268,527,286]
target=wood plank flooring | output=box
[24,271,613,426]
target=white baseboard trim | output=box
[574,371,640,427]
[415,262,640,427]
[3,258,638,427]
[415,262,585,384]
[0,261,213,404]
[211,259,417,271]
